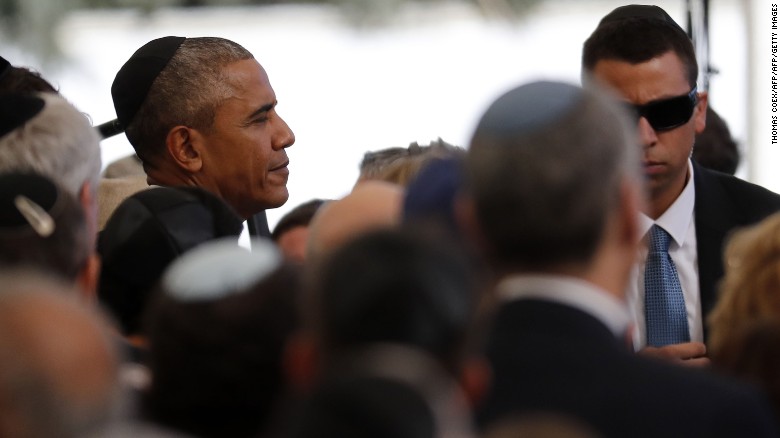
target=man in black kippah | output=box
[582,4,780,363]
[110,36,295,238]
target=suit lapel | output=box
[692,162,734,332]
[247,211,271,238]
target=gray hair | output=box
[0,180,90,283]
[465,81,640,269]
[126,37,254,164]
[0,93,101,198]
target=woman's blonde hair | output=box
[708,212,780,355]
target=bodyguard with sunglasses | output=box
[582,5,780,363]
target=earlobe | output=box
[166,125,203,172]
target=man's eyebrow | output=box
[245,101,276,121]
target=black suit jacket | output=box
[693,161,780,334]
[477,298,778,437]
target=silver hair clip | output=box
[14,195,55,237]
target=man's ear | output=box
[618,177,643,248]
[77,252,101,306]
[694,90,708,134]
[455,194,489,256]
[458,357,491,409]
[78,180,97,235]
[166,125,203,173]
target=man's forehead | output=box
[219,60,276,107]
[222,58,270,86]
[588,53,691,101]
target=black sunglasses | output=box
[625,87,698,132]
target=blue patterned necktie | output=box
[644,225,690,347]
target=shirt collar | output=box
[238,220,252,250]
[496,274,631,338]
[639,159,696,248]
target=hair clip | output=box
[14,195,55,237]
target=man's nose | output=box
[638,117,658,148]
[273,115,295,150]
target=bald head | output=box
[307,181,403,261]
[0,272,119,438]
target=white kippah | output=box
[162,237,282,302]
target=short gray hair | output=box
[126,37,254,163]
[0,93,101,198]
[465,81,640,269]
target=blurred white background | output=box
[1,0,774,228]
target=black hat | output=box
[0,172,62,237]
[0,93,45,139]
[97,185,242,335]
[402,157,462,234]
[110,36,186,132]
[0,55,11,81]
[598,4,686,35]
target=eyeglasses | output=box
[624,87,698,132]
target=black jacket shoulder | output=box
[695,163,780,224]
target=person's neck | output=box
[582,251,632,304]
[646,195,674,220]
[646,170,690,220]
[146,166,191,188]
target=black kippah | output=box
[0,172,60,236]
[0,55,11,81]
[111,36,186,130]
[0,93,45,139]
[598,4,686,35]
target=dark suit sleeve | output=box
[694,161,780,338]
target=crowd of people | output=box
[1,3,780,437]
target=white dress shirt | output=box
[628,160,702,349]
[238,220,252,250]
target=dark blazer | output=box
[477,298,778,437]
[693,161,780,334]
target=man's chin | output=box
[643,172,665,187]
[259,189,289,211]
